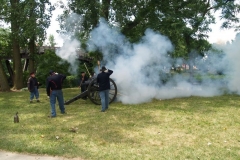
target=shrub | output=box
[63,75,79,88]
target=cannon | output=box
[64,76,117,105]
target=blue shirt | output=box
[97,70,113,91]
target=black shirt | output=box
[97,70,113,91]
[27,77,38,92]
[47,74,66,96]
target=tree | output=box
[59,0,240,60]
[0,28,11,91]
[48,34,56,47]
[9,0,23,90]
[0,0,53,89]
[20,0,53,73]
[35,49,70,87]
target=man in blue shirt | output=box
[97,66,113,112]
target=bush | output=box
[63,75,79,88]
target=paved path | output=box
[0,150,82,160]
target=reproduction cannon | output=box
[64,76,118,105]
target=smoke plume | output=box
[55,13,83,73]
[87,19,240,104]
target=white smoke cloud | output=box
[54,14,240,104]
[87,20,240,104]
[55,13,83,73]
[219,34,240,94]
[56,39,80,73]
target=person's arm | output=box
[27,78,31,91]
[36,78,40,88]
[97,75,99,83]
[46,81,51,96]
[61,74,66,80]
[106,69,113,75]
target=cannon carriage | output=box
[64,76,117,105]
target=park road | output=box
[0,150,82,160]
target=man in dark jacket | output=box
[97,66,113,112]
[46,71,66,117]
[79,71,89,99]
[27,72,40,103]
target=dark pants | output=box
[50,90,65,117]
[81,83,87,99]
[99,90,109,111]
[30,86,39,101]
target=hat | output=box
[101,66,107,71]
[30,72,35,75]
[49,70,54,75]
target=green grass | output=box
[0,88,240,159]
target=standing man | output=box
[27,72,40,103]
[97,66,113,112]
[79,71,89,99]
[46,71,66,118]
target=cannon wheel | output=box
[87,78,117,105]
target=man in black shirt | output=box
[46,71,66,117]
[27,72,40,103]
[97,66,113,112]
[79,71,89,99]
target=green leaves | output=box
[0,28,11,56]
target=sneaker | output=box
[61,111,66,114]
[30,100,33,103]
[36,100,40,102]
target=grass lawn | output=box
[0,88,240,159]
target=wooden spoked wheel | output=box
[87,78,117,105]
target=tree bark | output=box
[101,0,111,20]
[28,38,35,73]
[10,0,23,90]
[0,61,10,91]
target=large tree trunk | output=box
[28,38,35,73]
[11,0,23,90]
[0,61,10,91]
[101,0,111,20]
[12,38,23,89]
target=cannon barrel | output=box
[64,78,117,105]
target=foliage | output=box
[47,34,57,47]
[0,0,54,89]
[58,0,240,61]
[0,27,11,56]
[34,49,71,88]
[63,75,79,88]
[0,27,11,91]
[0,89,240,159]
[12,0,54,46]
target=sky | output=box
[46,1,239,47]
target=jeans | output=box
[30,86,39,100]
[99,90,109,111]
[50,90,65,117]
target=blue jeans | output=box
[50,90,65,117]
[99,90,109,111]
[30,86,39,100]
